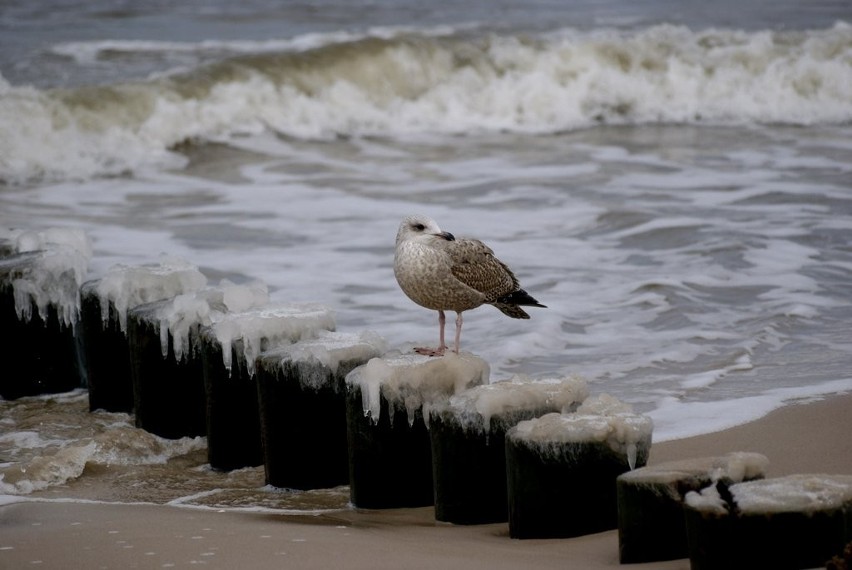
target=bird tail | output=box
[492,289,546,319]
[493,303,531,319]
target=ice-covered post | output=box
[201,303,336,472]
[128,281,269,439]
[345,352,489,509]
[0,229,91,400]
[79,258,207,412]
[505,394,653,539]
[255,331,387,490]
[684,474,852,569]
[616,452,768,564]
[428,375,589,525]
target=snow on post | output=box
[0,228,91,399]
[344,352,489,509]
[256,330,387,490]
[200,303,336,471]
[6,228,91,327]
[429,374,589,524]
[505,394,653,539]
[127,281,269,440]
[90,256,208,333]
[684,474,852,570]
[617,452,769,564]
[80,257,209,413]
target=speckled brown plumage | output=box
[394,214,545,356]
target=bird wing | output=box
[446,238,520,302]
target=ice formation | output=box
[618,452,769,498]
[345,352,490,425]
[259,330,387,390]
[508,394,654,469]
[430,374,590,434]
[140,280,270,360]
[94,255,208,331]
[209,302,336,375]
[685,473,852,515]
[1,227,92,327]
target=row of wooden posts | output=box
[2,246,851,569]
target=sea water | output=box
[1,0,851,511]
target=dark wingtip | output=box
[496,289,546,308]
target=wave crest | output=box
[2,23,851,184]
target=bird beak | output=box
[439,231,455,241]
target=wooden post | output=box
[505,396,653,539]
[684,474,852,570]
[201,304,335,471]
[346,384,435,509]
[128,300,207,439]
[0,252,85,400]
[616,452,768,564]
[201,333,263,470]
[345,353,489,509]
[78,261,206,413]
[429,376,589,524]
[255,331,385,490]
[79,281,134,412]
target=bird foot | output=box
[413,346,452,357]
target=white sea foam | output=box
[48,25,462,66]
[649,378,852,442]
[0,390,208,496]
[2,24,851,184]
[0,430,205,495]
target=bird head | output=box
[396,215,455,246]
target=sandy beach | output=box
[1,393,850,569]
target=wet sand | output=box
[2,393,851,569]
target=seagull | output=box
[394,214,546,356]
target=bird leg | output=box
[414,310,449,356]
[453,312,463,354]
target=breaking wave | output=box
[0,391,207,495]
[1,23,851,184]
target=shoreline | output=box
[2,393,851,569]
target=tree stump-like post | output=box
[79,260,206,413]
[684,474,852,570]
[429,376,589,524]
[505,395,653,539]
[0,246,88,400]
[616,452,769,564]
[256,331,386,490]
[129,300,208,439]
[202,303,335,471]
[345,353,489,509]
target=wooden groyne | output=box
[3,229,851,568]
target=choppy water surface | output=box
[1,0,851,509]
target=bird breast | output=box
[394,240,485,312]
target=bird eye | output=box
[413,223,426,231]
